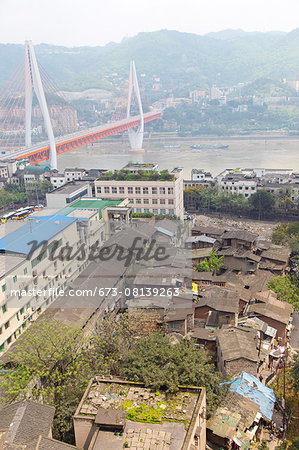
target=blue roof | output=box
[223,371,276,420]
[0,216,77,255]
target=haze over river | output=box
[58,137,299,177]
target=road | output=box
[290,311,299,350]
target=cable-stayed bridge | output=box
[0,41,161,169]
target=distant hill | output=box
[0,29,298,91]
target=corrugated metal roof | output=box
[0,215,77,255]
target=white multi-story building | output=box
[0,198,130,354]
[46,181,92,208]
[94,166,184,218]
[191,169,213,182]
[217,172,258,198]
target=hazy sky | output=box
[0,0,298,47]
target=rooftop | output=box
[49,181,90,195]
[247,300,293,325]
[99,169,176,182]
[70,198,123,218]
[224,371,276,420]
[260,245,290,263]
[217,327,258,363]
[0,400,77,449]
[207,392,260,450]
[222,230,258,243]
[195,286,239,314]
[0,215,77,256]
[122,163,158,171]
[75,377,204,450]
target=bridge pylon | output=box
[24,41,57,170]
[126,61,144,153]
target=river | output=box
[57,136,299,178]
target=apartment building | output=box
[94,165,184,218]
[0,216,82,353]
[217,172,258,198]
[0,198,130,354]
[191,169,213,182]
[46,181,92,208]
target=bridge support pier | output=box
[127,61,144,154]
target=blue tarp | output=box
[223,371,276,420]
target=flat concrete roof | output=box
[49,181,90,195]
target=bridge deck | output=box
[1,111,161,165]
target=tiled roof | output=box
[217,327,258,363]
[0,400,55,448]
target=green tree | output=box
[121,333,226,413]
[249,190,275,217]
[267,275,299,310]
[0,317,92,442]
[90,312,149,375]
[196,251,224,274]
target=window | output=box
[169,209,174,214]
[245,186,249,190]
[2,304,6,314]
[160,199,165,204]
[31,249,47,268]
[136,199,142,204]
[20,308,24,315]
[112,187,117,193]
[13,275,17,283]
[119,187,125,194]
[7,336,11,344]
[168,187,174,194]
[48,239,62,257]
[24,268,28,275]
[4,321,9,330]
[0,344,4,352]
[143,199,149,204]
[143,187,149,194]
[160,209,166,214]
[104,186,110,193]
[144,209,149,213]
[1,284,6,292]
[152,187,158,194]
[96,186,102,194]
[169,322,180,330]
[128,187,133,194]
[136,208,142,213]
[239,186,243,190]
[160,187,166,195]
[135,187,141,194]
[153,209,158,214]
[152,199,158,204]
[168,199,174,204]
